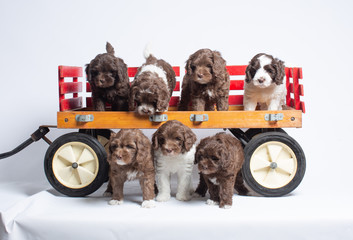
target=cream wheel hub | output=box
[52,142,99,189]
[250,141,297,189]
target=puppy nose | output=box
[165,148,173,153]
[258,77,265,83]
[142,108,150,114]
[197,73,203,78]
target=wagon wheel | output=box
[79,129,113,153]
[242,132,305,197]
[244,128,286,141]
[44,132,108,197]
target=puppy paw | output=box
[192,192,203,198]
[176,193,192,201]
[103,191,112,197]
[221,205,232,209]
[109,199,124,205]
[142,200,156,208]
[156,193,171,202]
[206,199,219,206]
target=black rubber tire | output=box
[245,128,286,141]
[242,132,306,197]
[44,132,108,197]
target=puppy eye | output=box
[90,70,98,76]
[159,138,165,144]
[207,64,212,69]
[211,156,219,161]
[175,136,182,141]
[191,65,196,71]
[126,144,135,149]
[109,144,117,152]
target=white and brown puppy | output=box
[106,129,156,208]
[195,132,244,209]
[152,120,197,201]
[129,46,176,116]
[244,53,286,111]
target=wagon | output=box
[0,64,306,198]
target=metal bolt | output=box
[65,118,68,122]
[291,117,295,121]
[72,162,78,169]
[270,162,278,169]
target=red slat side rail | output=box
[58,66,83,111]
[60,82,82,94]
[226,65,247,75]
[228,95,244,105]
[60,97,83,111]
[229,80,244,90]
[169,96,179,107]
[59,66,83,78]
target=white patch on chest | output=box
[207,90,213,97]
[126,170,139,181]
[209,177,219,185]
[137,64,169,92]
[154,144,196,174]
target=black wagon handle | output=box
[0,126,50,160]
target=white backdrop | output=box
[1,0,353,239]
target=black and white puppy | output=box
[244,53,286,111]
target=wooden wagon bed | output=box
[57,65,305,130]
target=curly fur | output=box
[178,49,230,111]
[152,120,197,202]
[85,42,130,111]
[244,53,286,111]
[194,133,244,209]
[106,129,156,208]
[129,49,176,116]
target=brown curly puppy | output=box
[178,49,230,111]
[194,132,244,209]
[106,129,156,208]
[86,42,130,111]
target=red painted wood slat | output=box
[60,97,83,111]
[60,82,82,94]
[59,66,83,78]
[228,95,243,105]
[226,65,247,75]
[230,80,244,90]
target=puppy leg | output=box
[205,178,220,205]
[205,100,215,111]
[176,170,192,201]
[93,96,106,111]
[156,172,171,202]
[219,176,235,209]
[194,173,208,197]
[234,170,249,196]
[243,98,257,111]
[109,176,125,205]
[139,175,156,208]
[268,99,282,111]
[216,96,229,111]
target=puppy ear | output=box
[106,42,115,55]
[273,58,285,85]
[212,51,227,80]
[182,127,197,152]
[245,64,253,83]
[135,133,152,164]
[219,148,231,169]
[115,59,130,88]
[156,87,170,112]
[151,130,160,150]
[195,137,210,164]
[185,57,193,75]
[85,64,91,82]
[129,85,138,111]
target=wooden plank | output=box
[57,109,302,129]
[59,66,82,78]
[59,82,82,94]
[60,97,83,111]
